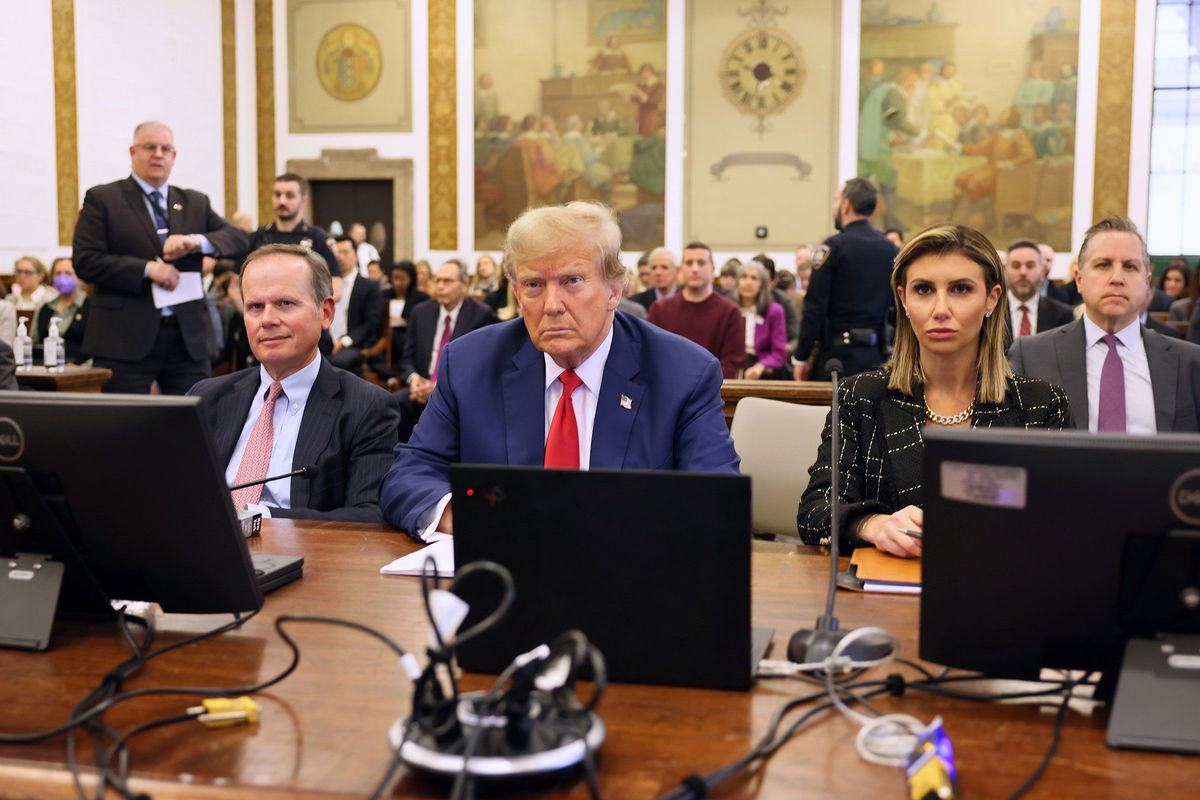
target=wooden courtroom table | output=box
[0,520,1194,799]
[15,365,112,392]
[720,380,832,428]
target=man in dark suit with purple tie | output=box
[73,121,247,393]
[393,258,497,441]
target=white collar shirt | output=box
[1082,315,1156,434]
[225,354,322,513]
[1008,291,1040,337]
[329,270,356,340]
[541,325,615,470]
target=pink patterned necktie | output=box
[430,315,452,381]
[1019,305,1031,337]
[1097,334,1126,432]
[231,381,284,508]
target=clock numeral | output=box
[757,95,767,109]
[785,68,798,76]
[773,39,782,53]
[757,35,768,49]
[781,81,794,93]
[729,81,743,93]
[739,91,752,105]
[742,40,752,53]
[782,52,796,62]
[725,70,740,79]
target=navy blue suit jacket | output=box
[380,312,740,536]
[189,357,399,522]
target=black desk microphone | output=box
[228,464,317,492]
[788,359,893,664]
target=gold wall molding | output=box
[52,0,78,246]
[428,0,457,250]
[221,0,238,217]
[1093,0,1135,223]
[255,0,276,227]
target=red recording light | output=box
[466,489,474,496]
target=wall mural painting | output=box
[474,0,666,251]
[858,1,1079,251]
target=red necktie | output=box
[231,381,283,509]
[1019,305,1031,337]
[430,315,452,381]
[544,370,583,469]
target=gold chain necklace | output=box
[924,400,974,425]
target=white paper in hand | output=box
[152,271,204,309]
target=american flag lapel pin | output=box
[172,202,183,210]
[619,394,632,410]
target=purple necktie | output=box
[1097,334,1126,432]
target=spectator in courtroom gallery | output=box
[395,258,497,442]
[1039,242,1078,305]
[372,261,430,387]
[734,261,789,380]
[884,228,904,247]
[228,210,256,233]
[348,221,380,277]
[73,121,248,394]
[635,250,652,291]
[717,259,740,299]
[415,260,433,294]
[187,244,398,523]
[630,247,679,311]
[470,253,502,296]
[1002,237,1074,348]
[328,235,383,372]
[799,224,1072,558]
[9,256,57,312]
[647,242,745,379]
[1171,260,1200,331]
[379,201,739,539]
[751,253,799,356]
[31,257,90,364]
[1163,258,1195,322]
[1009,217,1200,433]
[617,270,648,319]
[794,177,898,381]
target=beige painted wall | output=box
[685,0,840,248]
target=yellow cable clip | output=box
[186,696,261,729]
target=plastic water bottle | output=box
[14,319,32,371]
[43,317,63,371]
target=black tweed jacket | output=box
[796,369,1073,549]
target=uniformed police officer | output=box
[793,177,898,381]
[248,172,341,288]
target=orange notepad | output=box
[840,548,922,594]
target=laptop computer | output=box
[449,465,769,691]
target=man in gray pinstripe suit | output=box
[189,244,398,523]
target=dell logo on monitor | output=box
[1170,469,1200,526]
[0,418,24,461]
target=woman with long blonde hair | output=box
[797,224,1072,557]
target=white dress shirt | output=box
[329,270,356,342]
[1082,315,1157,434]
[415,325,616,542]
[356,241,381,276]
[225,354,322,516]
[1007,291,1040,336]
[429,301,463,377]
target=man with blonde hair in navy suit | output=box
[380,201,739,540]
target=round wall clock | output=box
[719,28,805,121]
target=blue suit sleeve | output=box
[380,341,464,537]
[673,357,740,474]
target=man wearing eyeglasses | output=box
[73,121,248,393]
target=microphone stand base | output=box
[787,625,894,665]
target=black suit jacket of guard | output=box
[343,275,384,348]
[187,357,399,523]
[399,297,497,382]
[73,176,248,362]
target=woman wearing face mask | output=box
[31,257,90,364]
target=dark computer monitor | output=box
[0,392,263,650]
[919,427,1200,680]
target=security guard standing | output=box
[248,172,341,285]
[794,177,898,381]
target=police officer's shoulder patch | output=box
[812,245,830,269]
